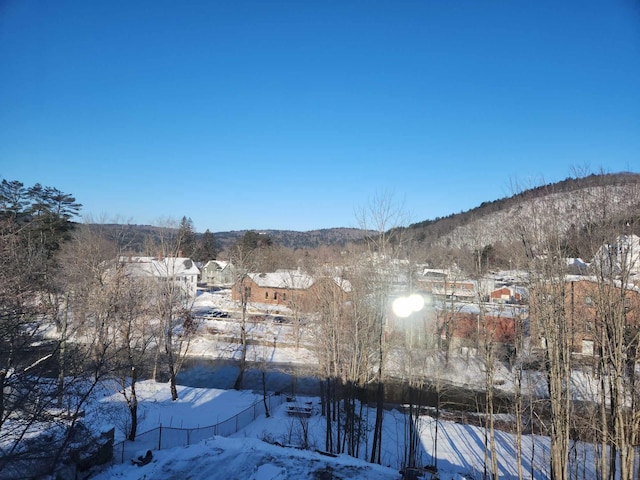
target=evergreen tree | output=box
[0,179,29,219]
[177,216,197,258]
[238,230,272,253]
[0,179,81,285]
[26,184,82,254]
[194,229,218,262]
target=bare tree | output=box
[513,182,573,480]
[229,232,263,390]
[280,269,307,350]
[38,221,127,475]
[59,220,157,440]
[0,183,120,478]
[153,262,197,401]
[309,258,348,454]
[583,178,640,480]
[0,214,56,476]
[112,271,154,440]
[354,191,410,464]
[145,219,200,401]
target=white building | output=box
[200,260,236,287]
[121,256,200,297]
[592,234,640,279]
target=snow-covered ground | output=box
[100,432,401,480]
[26,289,610,479]
[90,379,599,480]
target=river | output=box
[177,356,514,415]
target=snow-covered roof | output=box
[565,257,588,268]
[203,260,231,270]
[435,301,527,318]
[419,268,448,277]
[249,271,314,290]
[247,270,351,293]
[564,274,640,292]
[121,256,200,278]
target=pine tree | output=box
[177,216,197,259]
[195,229,218,262]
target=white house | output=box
[120,256,200,297]
[592,234,640,279]
[200,260,236,287]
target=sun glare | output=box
[392,293,426,318]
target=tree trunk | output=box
[57,300,69,407]
[128,380,138,441]
[234,300,248,390]
[370,315,384,465]
[370,380,384,464]
[169,370,178,401]
[0,370,5,427]
[325,378,333,452]
[261,369,270,418]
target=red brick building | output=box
[435,303,526,349]
[529,276,640,356]
[489,286,527,304]
[232,270,351,312]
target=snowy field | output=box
[90,380,599,480]
[188,290,318,365]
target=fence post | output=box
[158,425,162,450]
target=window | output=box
[274,292,278,300]
[283,293,287,301]
[582,340,594,356]
[265,292,269,299]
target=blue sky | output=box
[1,1,639,232]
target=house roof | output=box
[203,260,230,270]
[121,256,200,278]
[246,270,351,293]
[248,271,314,290]
[434,301,527,319]
[564,274,640,292]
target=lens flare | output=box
[392,297,412,318]
[392,293,426,318]
[407,293,425,312]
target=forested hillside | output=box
[88,172,640,264]
[406,172,640,264]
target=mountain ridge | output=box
[88,172,640,254]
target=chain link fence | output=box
[112,393,284,464]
